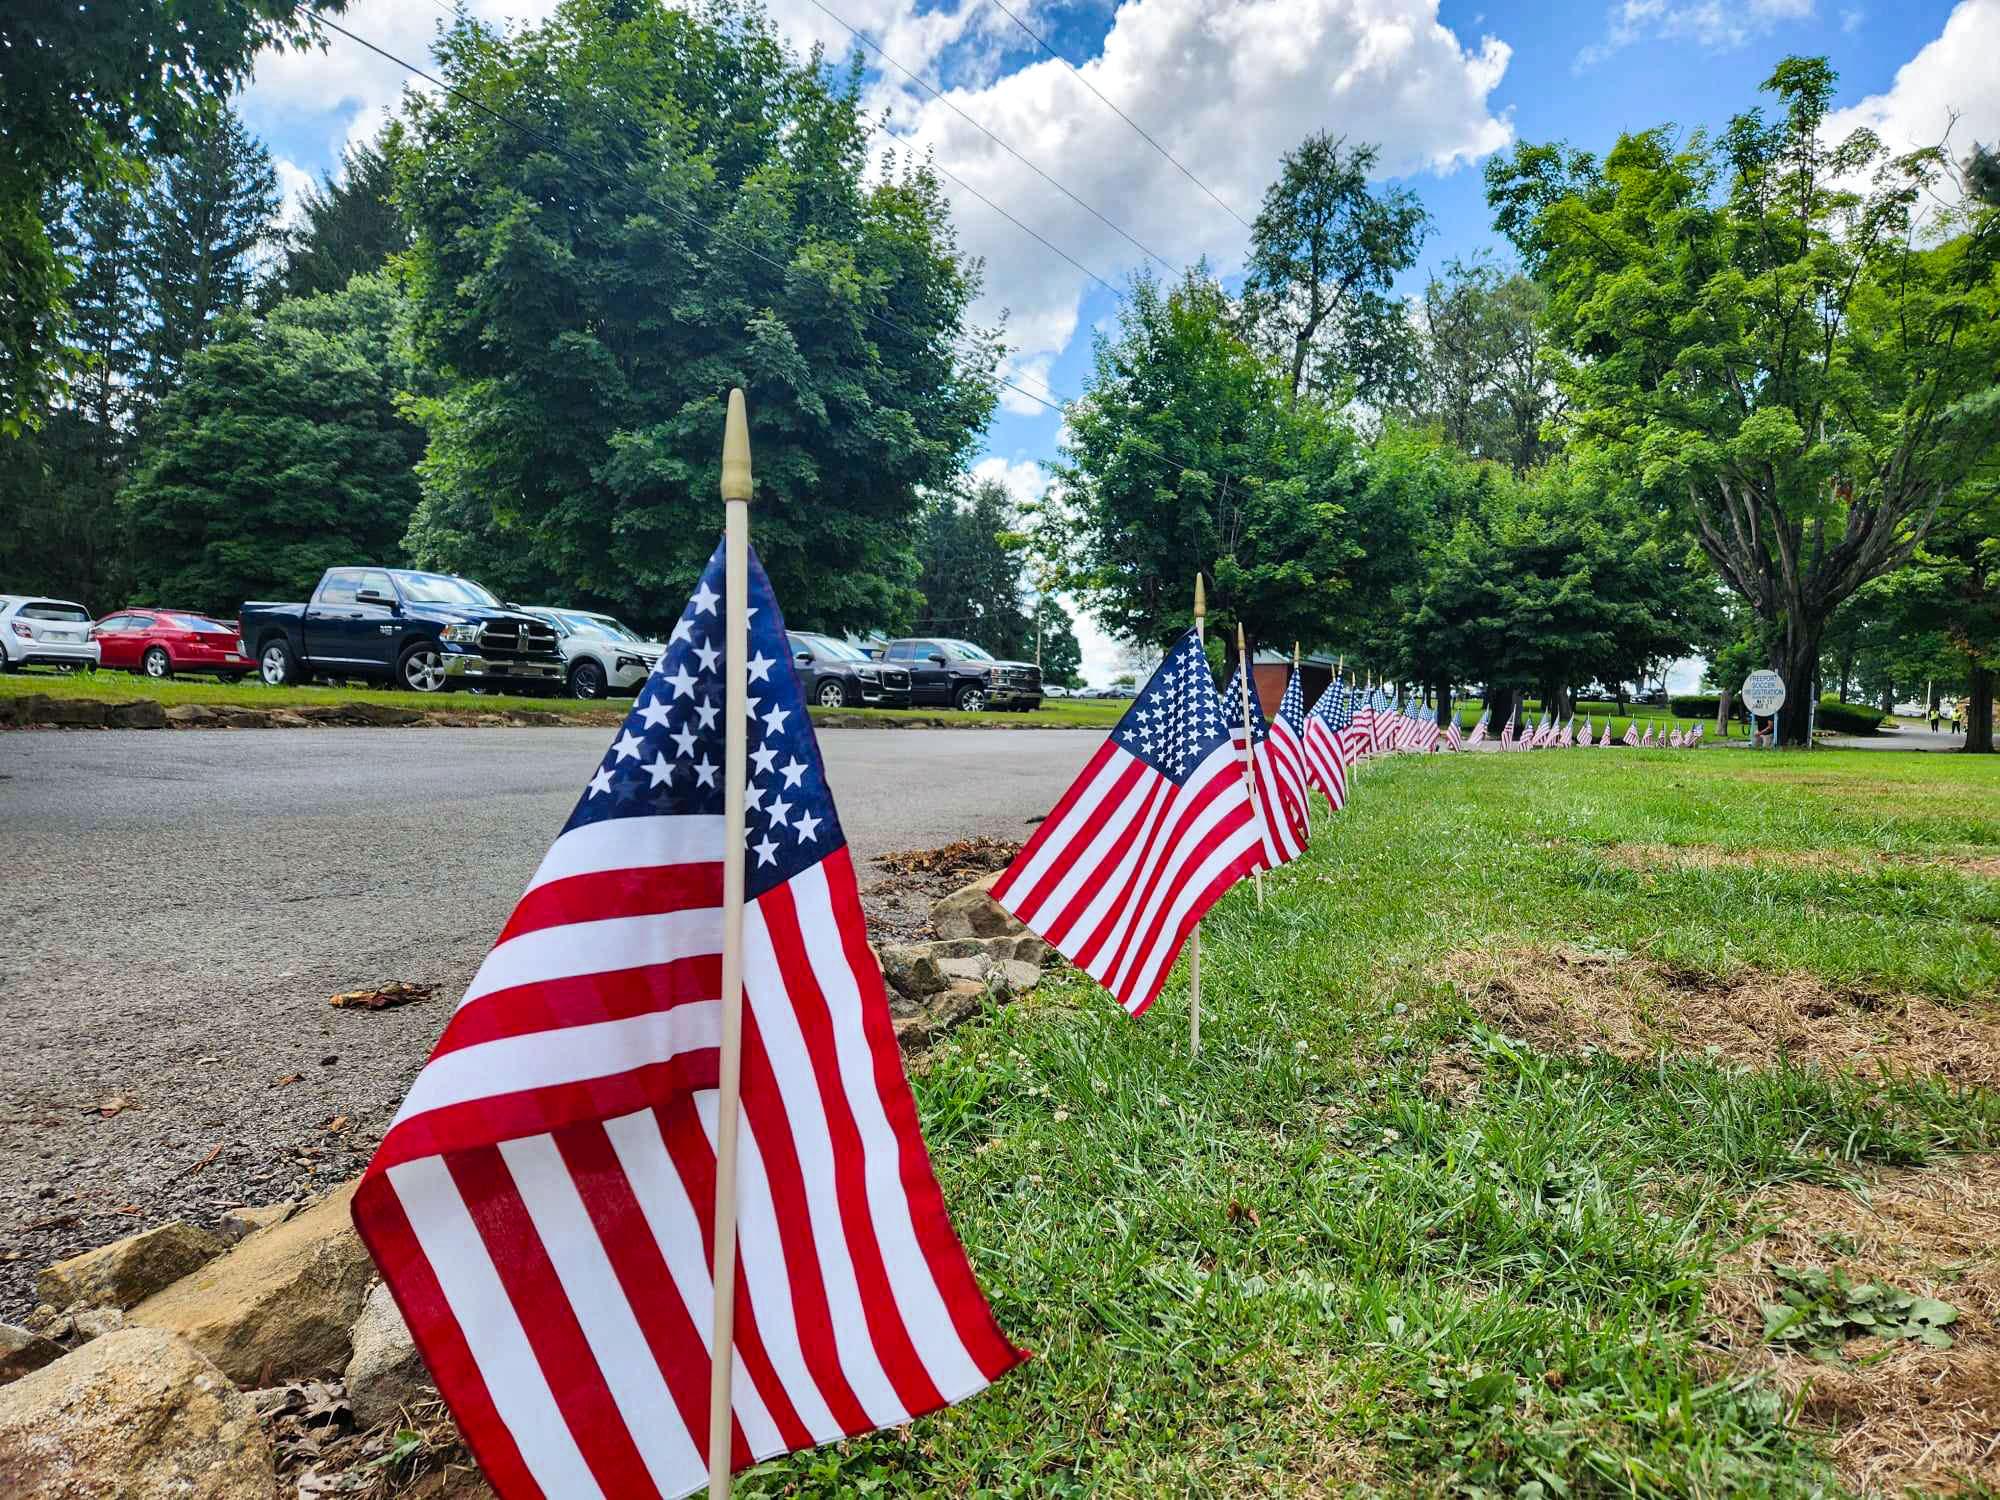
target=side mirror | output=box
[356,589,396,608]
[794,650,813,665]
[928,652,948,665]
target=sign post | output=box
[1741,670,1787,751]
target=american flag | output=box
[1465,706,1489,746]
[1442,701,1463,752]
[1347,688,1379,760]
[1223,662,1308,868]
[352,540,1023,1500]
[1499,706,1516,748]
[993,629,1259,1017]
[1265,664,1314,831]
[1578,715,1592,745]
[1302,675,1353,811]
[1412,703,1441,753]
[1600,720,1612,746]
[1560,714,1575,748]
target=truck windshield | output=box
[393,573,499,607]
[939,639,995,661]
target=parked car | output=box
[0,595,100,673]
[873,637,1042,711]
[1042,683,1071,698]
[93,608,253,680]
[787,632,912,709]
[1090,684,1138,699]
[522,607,665,699]
[239,568,565,693]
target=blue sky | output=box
[240,0,1994,680]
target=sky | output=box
[238,0,1999,687]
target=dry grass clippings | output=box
[1442,946,2000,1091]
[1708,1156,2000,1496]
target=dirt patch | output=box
[1442,946,2000,1090]
[1706,1155,2000,1495]
[861,837,1022,944]
[1600,843,2000,880]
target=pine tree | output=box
[136,101,279,411]
[271,125,408,302]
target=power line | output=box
[981,0,1254,232]
[800,0,1175,277]
[302,7,1072,417]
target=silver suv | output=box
[0,595,101,673]
[523,607,666,699]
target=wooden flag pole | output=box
[708,388,752,1499]
[1189,573,1204,1061]
[1236,621,1262,906]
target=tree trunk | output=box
[1965,665,1995,754]
[1488,685,1518,731]
[1879,686,1894,714]
[1774,631,1823,747]
[1715,686,1733,739]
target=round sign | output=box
[1740,669,1787,716]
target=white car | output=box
[524,607,666,699]
[0,595,101,673]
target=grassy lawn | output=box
[760,749,2000,1497]
[0,667,1126,729]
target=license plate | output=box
[47,631,78,642]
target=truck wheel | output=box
[568,659,606,700]
[142,646,173,680]
[399,644,449,693]
[954,683,986,712]
[816,678,850,709]
[259,639,300,687]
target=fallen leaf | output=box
[114,1204,141,1214]
[324,1116,349,1134]
[329,981,434,1011]
[180,1142,223,1178]
[93,1097,131,1118]
[1226,1199,1261,1228]
[273,1074,305,1088]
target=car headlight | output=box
[616,654,648,672]
[440,624,483,645]
[855,665,880,680]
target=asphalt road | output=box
[0,726,1101,1315]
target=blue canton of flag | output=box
[567,556,836,895]
[1223,661,1306,866]
[1275,667,1309,741]
[1113,631,1233,780]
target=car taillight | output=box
[236,637,247,654]
[9,622,30,638]
[88,626,102,639]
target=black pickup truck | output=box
[239,567,566,693]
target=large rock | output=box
[345,1280,432,1428]
[0,1326,275,1498]
[930,872,1018,939]
[0,1324,63,1385]
[104,700,167,729]
[37,1221,227,1311]
[130,1180,372,1386]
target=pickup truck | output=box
[239,567,566,693]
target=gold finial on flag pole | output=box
[1236,621,1263,908]
[1189,573,1204,1061]
[708,388,752,1498]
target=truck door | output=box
[304,570,370,666]
[348,570,401,668]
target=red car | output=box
[93,609,255,681]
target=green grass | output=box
[748,749,2000,1497]
[0,666,1126,729]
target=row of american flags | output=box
[352,543,1705,1499]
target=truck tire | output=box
[568,659,606,700]
[259,638,301,687]
[954,682,987,712]
[816,678,851,709]
[399,643,449,693]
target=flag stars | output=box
[637,696,670,731]
[587,765,614,798]
[779,757,807,789]
[794,811,821,843]
[644,752,673,788]
[694,755,718,788]
[662,663,697,700]
[761,703,790,736]
[695,697,719,730]
[611,730,644,762]
[751,744,778,776]
[751,833,779,867]
[690,580,719,615]
[747,651,774,684]
[670,723,698,758]
[694,639,720,673]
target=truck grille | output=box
[479,617,562,660]
[999,666,1041,690]
[881,668,910,690]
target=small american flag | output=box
[1303,675,1353,811]
[1466,707,1490,746]
[1223,662,1307,868]
[1347,689,1379,760]
[1266,665,1314,830]
[1499,707,1516,748]
[993,629,1259,1016]
[1442,701,1463,752]
[352,539,1023,1500]
[1412,703,1442,753]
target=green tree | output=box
[1031,595,1082,684]
[121,274,425,615]
[1046,267,1365,657]
[396,0,996,629]
[269,124,408,303]
[0,0,340,432]
[1240,133,1428,405]
[1405,254,1562,474]
[1486,57,2000,745]
[137,101,281,410]
[909,480,1030,653]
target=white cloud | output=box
[1576,0,1816,69]
[969,455,1047,508]
[273,157,318,229]
[1821,0,2000,163]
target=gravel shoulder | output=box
[0,725,1100,1318]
